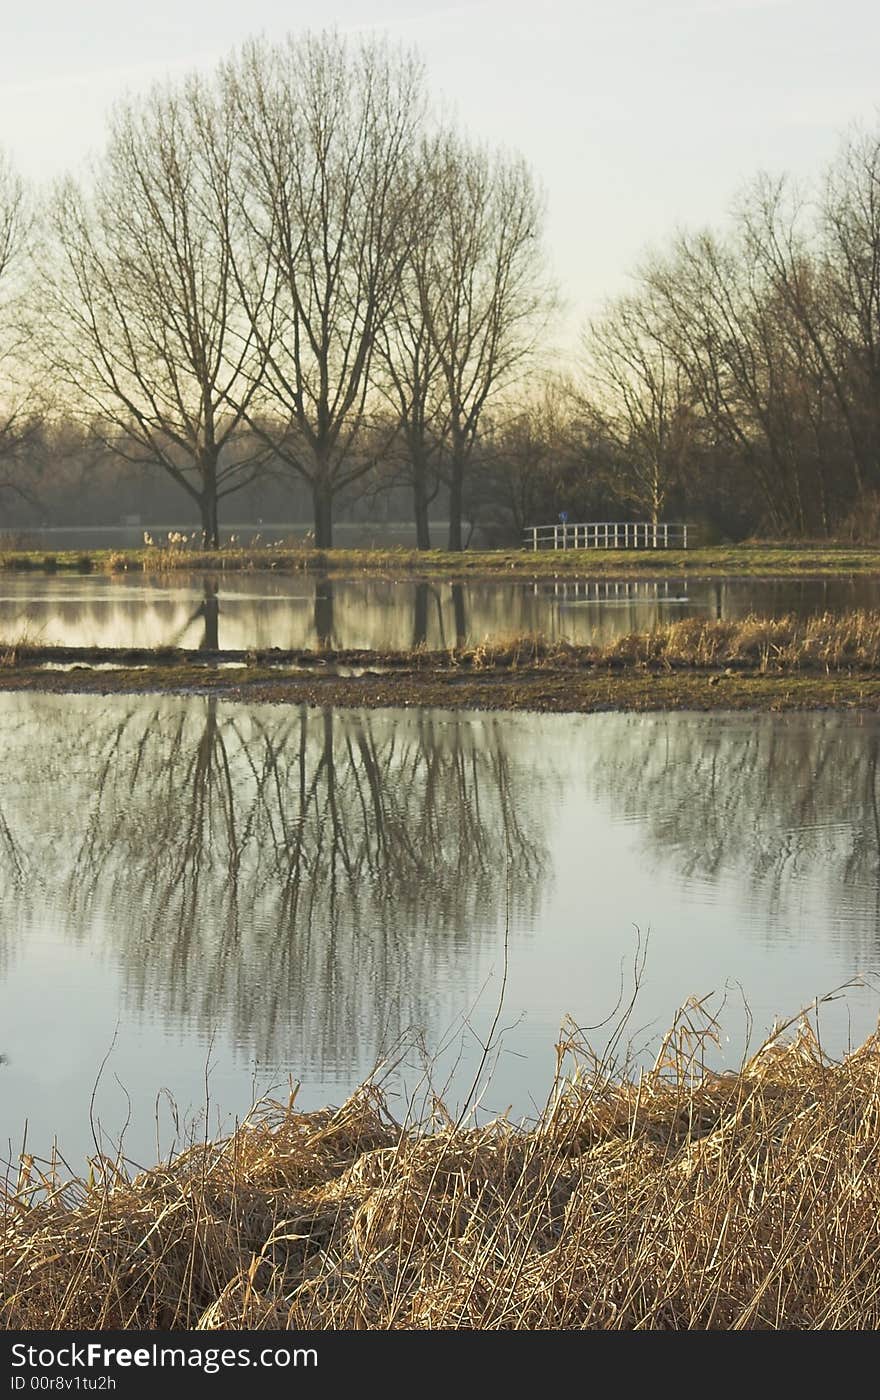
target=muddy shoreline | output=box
[8,620,880,712]
[3,656,880,713]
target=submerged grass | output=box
[5,1011,880,1330]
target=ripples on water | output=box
[0,695,879,1165]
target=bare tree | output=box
[642,229,824,533]
[818,132,880,491]
[409,133,549,550]
[741,136,880,518]
[466,375,579,539]
[373,249,448,550]
[42,80,268,547]
[737,175,867,520]
[221,33,424,547]
[583,293,696,523]
[0,151,43,520]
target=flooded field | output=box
[1,694,878,1167]
[2,571,880,652]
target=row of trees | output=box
[500,127,880,541]
[584,136,880,537]
[2,29,880,545]
[1,33,547,548]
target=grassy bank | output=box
[6,614,880,712]
[4,1015,880,1329]
[4,541,880,578]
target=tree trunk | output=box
[412,451,432,550]
[651,466,662,527]
[312,478,334,548]
[447,454,464,552]
[198,451,220,548]
[414,472,431,550]
[200,490,219,549]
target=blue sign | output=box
[559,511,569,524]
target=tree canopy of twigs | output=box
[4,39,880,546]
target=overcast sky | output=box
[3,0,879,338]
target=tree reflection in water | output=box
[197,580,220,650]
[584,712,880,947]
[313,578,335,647]
[0,696,547,1071]
[7,702,878,1109]
[0,793,26,976]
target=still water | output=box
[0,694,879,1168]
[3,572,880,651]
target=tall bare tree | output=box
[221,33,424,547]
[736,176,866,518]
[373,251,448,550]
[821,129,880,488]
[42,81,268,546]
[0,151,43,519]
[584,293,696,523]
[642,228,825,533]
[409,134,549,550]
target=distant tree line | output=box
[1,30,879,546]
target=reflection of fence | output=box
[523,522,688,551]
[532,579,688,602]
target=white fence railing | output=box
[523,522,688,551]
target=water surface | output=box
[0,695,878,1167]
[2,572,880,651]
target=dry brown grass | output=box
[1,629,42,668]
[5,612,880,677]
[609,611,880,672]
[453,611,880,674]
[5,1010,880,1330]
